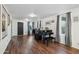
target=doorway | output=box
[17,22,23,35]
[27,22,30,35]
[27,22,33,35]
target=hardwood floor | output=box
[4,35,79,54]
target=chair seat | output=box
[49,37,55,39]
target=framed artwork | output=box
[2,5,8,39]
[46,22,50,25]
[51,20,54,23]
[2,13,6,32]
[73,16,79,22]
[2,13,7,39]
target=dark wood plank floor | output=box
[4,35,79,54]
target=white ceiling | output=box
[5,4,79,19]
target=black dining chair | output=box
[42,31,50,46]
[42,30,55,46]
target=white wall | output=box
[0,24,11,54]
[71,7,79,49]
[39,16,57,37]
[24,21,28,35]
[12,19,17,36]
[12,19,28,36]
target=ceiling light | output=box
[29,13,37,17]
[24,18,29,21]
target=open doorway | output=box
[27,22,33,35]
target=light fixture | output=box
[28,13,37,17]
[24,18,29,21]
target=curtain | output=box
[32,22,34,29]
[40,21,41,28]
[65,12,71,46]
[56,15,60,42]
[37,21,38,29]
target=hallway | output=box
[4,36,79,54]
[1,0,79,58]
[0,4,79,54]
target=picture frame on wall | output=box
[46,22,50,25]
[73,16,79,22]
[2,5,8,39]
[2,13,7,39]
[2,13,6,32]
